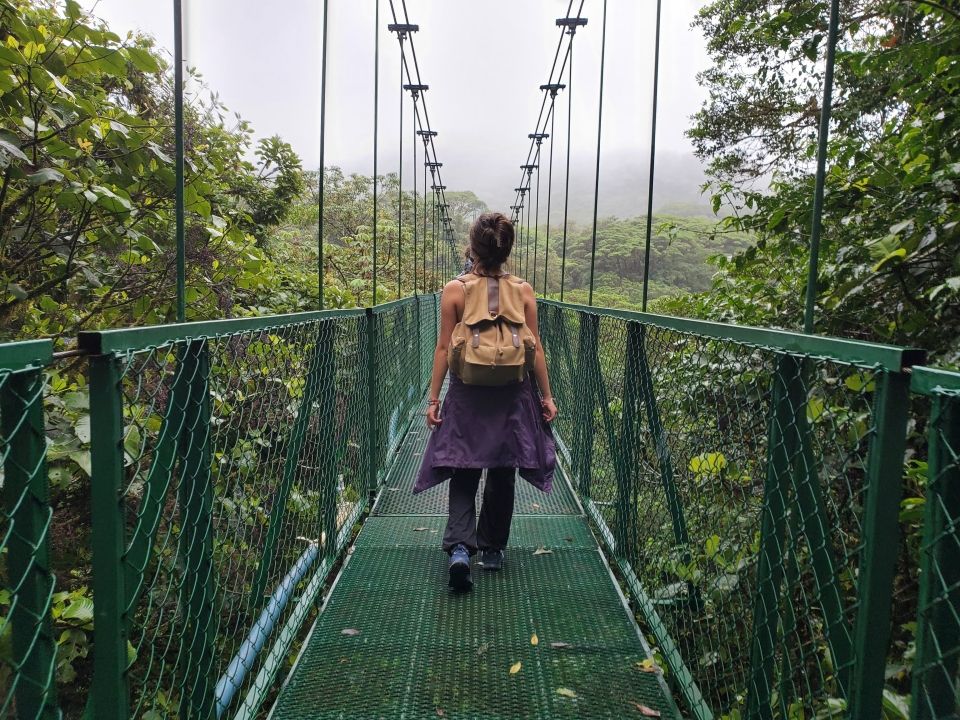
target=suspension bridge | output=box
[1,1,959,719]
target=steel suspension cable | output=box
[373,0,380,303]
[587,0,608,307]
[531,136,546,290]
[174,0,185,322]
[397,43,403,297]
[317,0,330,309]
[641,0,663,312]
[542,94,561,296]
[560,42,574,301]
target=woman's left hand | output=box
[541,397,558,423]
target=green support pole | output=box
[318,0,329,309]
[635,328,688,554]
[365,309,379,497]
[315,323,339,559]
[911,394,960,720]
[848,370,911,719]
[123,351,191,614]
[251,328,329,604]
[177,340,215,720]
[174,0,185,322]
[641,0,662,312]
[1,369,58,719]
[587,0,607,307]
[559,42,574,302]
[803,0,840,334]
[372,0,379,304]
[791,371,853,694]
[746,355,804,720]
[573,313,598,497]
[613,322,643,560]
[89,354,130,720]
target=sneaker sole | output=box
[448,561,473,591]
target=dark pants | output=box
[443,468,516,555]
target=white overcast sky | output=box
[80,0,711,214]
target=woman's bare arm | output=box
[426,280,462,426]
[521,282,558,422]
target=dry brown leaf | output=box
[341,628,361,637]
[556,688,578,699]
[413,527,430,532]
[531,633,539,646]
[629,702,661,717]
[509,661,522,674]
[533,547,553,556]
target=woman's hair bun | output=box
[467,212,514,270]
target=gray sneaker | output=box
[480,549,504,571]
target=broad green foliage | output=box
[0,0,306,341]
[685,0,959,367]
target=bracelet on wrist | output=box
[427,399,440,405]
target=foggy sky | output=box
[80,0,712,218]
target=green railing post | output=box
[316,322,339,558]
[177,339,216,719]
[911,390,960,720]
[573,313,598,497]
[848,369,910,719]
[1,365,58,719]
[89,353,131,720]
[366,308,378,497]
[791,366,853,695]
[613,322,643,560]
[252,325,330,602]
[746,354,804,720]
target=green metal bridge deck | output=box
[271,398,679,719]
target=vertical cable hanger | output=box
[514,187,529,276]
[557,16,587,301]
[587,0,607,307]
[404,85,428,295]
[530,133,549,292]
[372,0,380,305]
[388,22,418,298]
[540,86,564,296]
[174,0,185,322]
[522,165,536,279]
[641,0,662,312]
[317,0,330,310]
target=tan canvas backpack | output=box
[447,272,536,386]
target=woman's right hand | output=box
[426,401,442,428]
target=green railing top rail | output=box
[0,339,53,372]
[77,307,369,354]
[912,366,960,396]
[540,298,927,371]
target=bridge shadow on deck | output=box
[270,395,680,720]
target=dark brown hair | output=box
[466,212,515,272]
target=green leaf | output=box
[27,167,64,185]
[0,139,28,162]
[126,47,160,74]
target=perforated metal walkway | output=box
[270,397,680,719]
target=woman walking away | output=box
[414,211,558,592]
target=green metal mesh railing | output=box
[0,340,57,720]
[538,299,921,720]
[1,296,958,719]
[76,297,435,720]
[910,367,960,720]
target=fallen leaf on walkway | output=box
[509,661,522,674]
[531,633,539,646]
[556,688,577,699]
[629,702,661,716]
[339,657,349,664]
[533,547,553,556]
[635,659,658,673]
[436,709,445,717]
[476,642,489,657]
[550,642,573,649]
[564,537,574,542]
[341,628,361,637]
[532,503,541,509]
[413,527,430,532]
